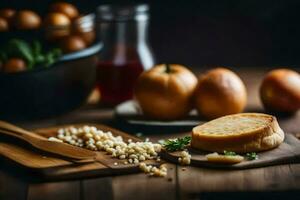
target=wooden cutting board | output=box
[0,124,159,180]
[161,134,300,169]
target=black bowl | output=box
[0,43,102,121]
[0,30,44,44]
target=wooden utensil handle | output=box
[0,129,43,150]
[0,121,44,140]
[0,128,24,140]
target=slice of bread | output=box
[191,113,284,153]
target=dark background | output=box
[1,0,300,68]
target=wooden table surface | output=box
[0,68,299,200]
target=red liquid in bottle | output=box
[97,61,144,105]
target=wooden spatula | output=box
[0,121,96,160]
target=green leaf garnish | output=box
[245,152,258,160]
[223,150,237,156]
[32,40,42,58]
[135,132,143,137]
[6,39,34,69]
[0,39,62,71]
[163,136,191,151]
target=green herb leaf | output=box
[163,136,191,151]
[135,132,143,137]
[223,150,237,156]
[7,39,34,69]
[43,48,62,67]
[0,39,62,71]
[35,54,46,64]
[32,40,42,58]
[245,152,258,160]
[0,50,7,62]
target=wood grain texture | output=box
[162,134,300,169]
[0,142,72,168]
[0,123,162,180]
[80,164,177,200]
[0,169,28,200]
[27,181,80,200]
[0,68,298,200]
[82,177,114,200]
[177,164,300,199]
[111,163,177,200]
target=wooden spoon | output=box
[0,121,96,160]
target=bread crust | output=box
[191,113,285,153]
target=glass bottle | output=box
[96,4,155,105]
